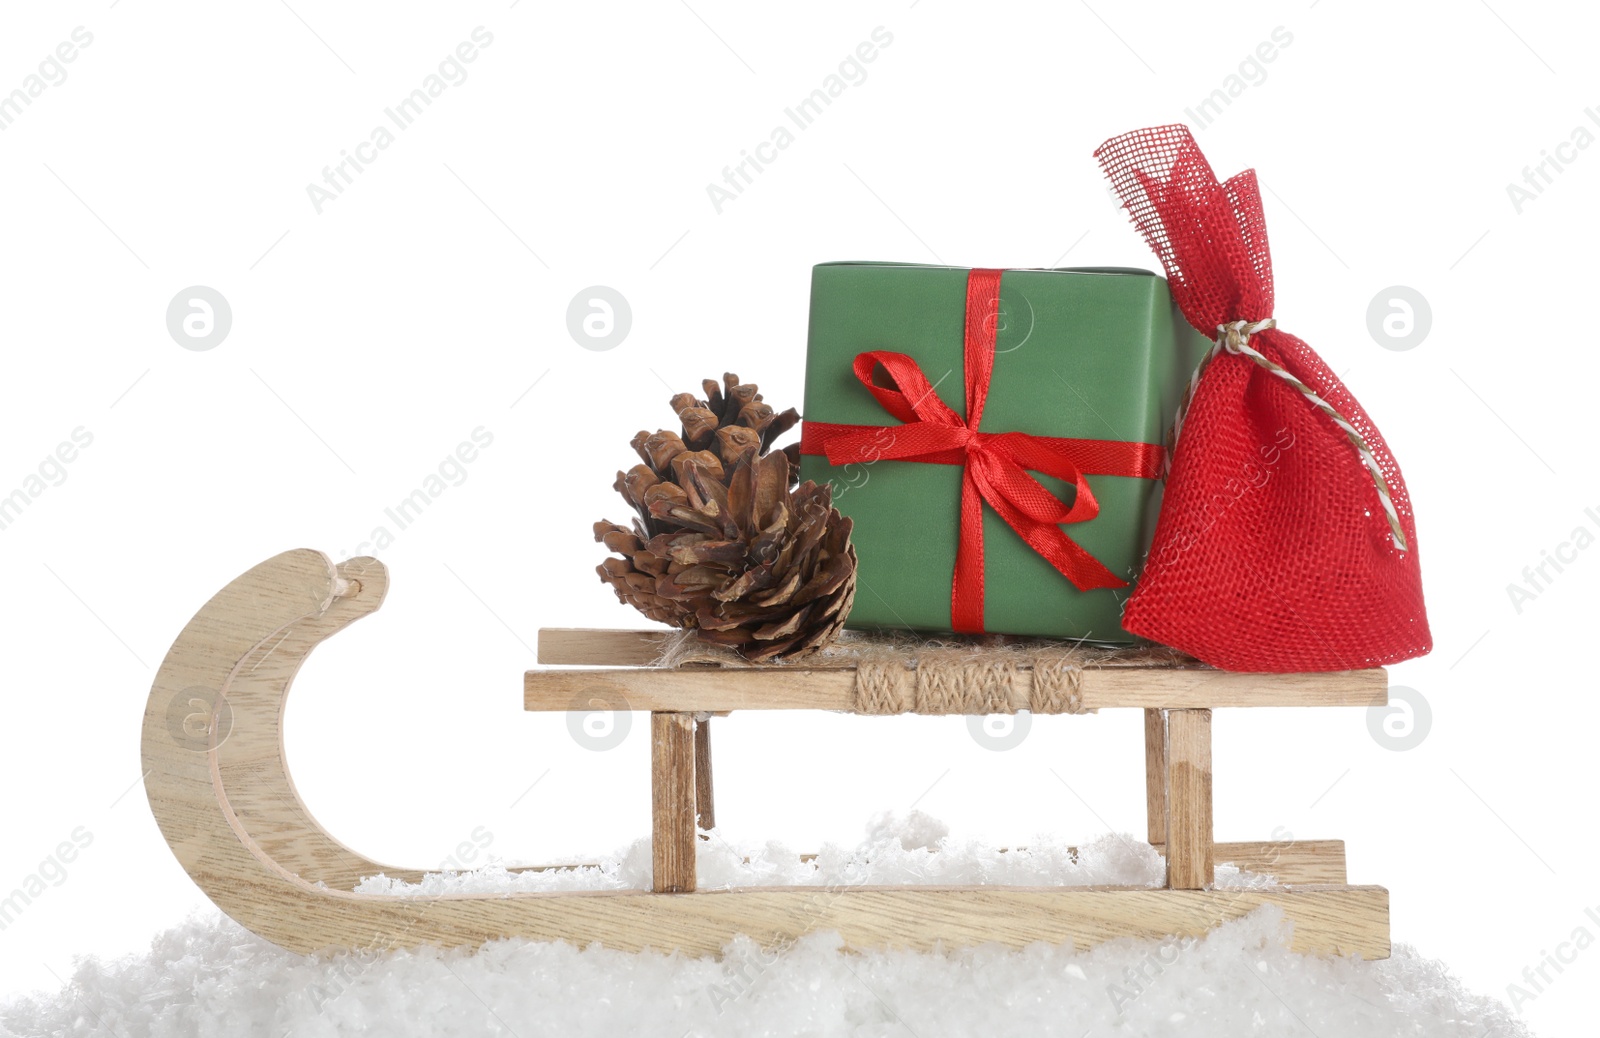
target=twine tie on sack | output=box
[1166,317,1408,553]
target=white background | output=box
[1,1,1595,1033]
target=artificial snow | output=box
[1,814,1533,1037]
[353,811,1279,896]
[0,908,1531,1037]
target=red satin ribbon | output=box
[799,268,1164,633]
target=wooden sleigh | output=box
[141,549,1390,959]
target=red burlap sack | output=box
[1095,125,1431,672]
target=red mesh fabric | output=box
[1095,125,1431,672]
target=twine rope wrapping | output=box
[855,662,914,714]
[909,650,1017,714]
[652,629,1123,715]
[1030,653,1087,714]
[854,650,1086,715]
[1166,318,1408,552]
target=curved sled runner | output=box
[142,549,1390,958]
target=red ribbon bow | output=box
[800,268,1164,633]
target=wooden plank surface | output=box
[348,839,1347,889]
[652,713,697,893]
[539,627,671,666]
[525,663,1387,712]
[1165,708,1213,890]
[1156,839,1347,887]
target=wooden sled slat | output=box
[532,628,1389,711]
[207,881,1393,960]
[1198,840,1347,886]
[538,627,670,667]
[443,840,1348,888]
[524,662,1387,712]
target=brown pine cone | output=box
[595,373,856,661]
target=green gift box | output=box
[798,262,1210,642]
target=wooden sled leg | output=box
[652,712,697,893]
[1144,708,1166,847]
[1165,708,1213,890]
[695,717,715,834]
